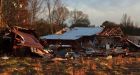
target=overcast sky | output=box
[63,0,140,26]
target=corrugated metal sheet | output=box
[13,30,44,49]
[127,36,140,47]
[127,39,140,48]
[41,35,61,40]
[41,27,103,40]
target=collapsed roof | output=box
[99,26,124,36]
[0,26,50,57]
[12,29,43,50]
[41,27,103,40]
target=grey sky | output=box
[63,0,140,26]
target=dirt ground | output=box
[0,56,140,75]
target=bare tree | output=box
[0,0,4,29]
[52,6,69,26]
[0,0,8,30]
[120,13,136,35]
[70,9,90,27]
[70,10,88,24]
[28,0,44,26]
[45,0,66,34]
[1,0,30,28]
[121,13,134,27]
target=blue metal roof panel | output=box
[40,27,103,40]
[40,35,60,39]
[62,27,103,36]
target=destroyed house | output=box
[12,28,43,50]
[99,26,124,37]
[41,27,103,49]
[0,26,48,57]
[96,26,125,49]
[97,26,140,51]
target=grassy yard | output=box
[0,56,140,75]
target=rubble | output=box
[106,55,112,60]
[1,56,9,60]
[1,26,140,58]
[0,26,50,57]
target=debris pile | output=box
[0,26,50,57]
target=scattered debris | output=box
[106,55,112,60]
[95,58,99,61]
[1,56,9,60]
[52,57,67,61]
[0,26,140,58]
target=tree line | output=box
[0,0,90,36]
[0,0,140,36]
